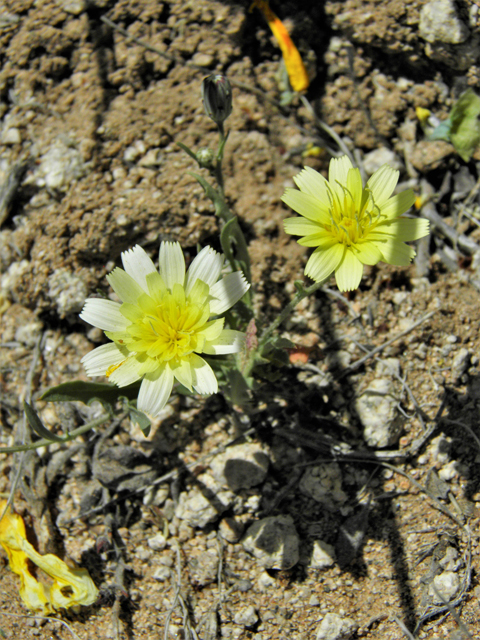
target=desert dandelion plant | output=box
[283,155,429,291]
[80,242,250,418]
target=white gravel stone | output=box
[355,378,404,448]
[32,140,86,190]
[234,605,258,627]
[315,613,358,640]
[147,533,167,551]
[48,268,88,318]
[419,0,469,44]
[210,443,269,491]
[242,514,300,570]
[2,127,21,144]
[175,473,233,528]
[429,571,460,604]
[152,566,171,582]
[257,571,277,591]
[363,147,402,175]
[310,540,336,569]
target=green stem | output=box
[214,124,227,199]
[0,413,111,454]
[242,280,324,378]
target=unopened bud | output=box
[201,75,232,125]
[196,147,215,169]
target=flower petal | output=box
[335,249,364,291]
[379,189,416,220]
[209,272,250,314]
[203,329,245,354]
[185,246,224,294]
[80,299,129,332]
[107,268,145,304]
[354,241,383,265]
[298,232,337,248]
[284,217,324,237]
[366,164,399,206]
[305,243,345,283]
[377,239,416,265]
[328,155,353,187]
[81,342,127,377]
[375,216,429,241]
[138,365,174,417]
[282,189,331,224]
[293,166,329,199]
[190,354,218,394]
[159,241,186,290]
[121,245,157,292]
[108,356,143,386]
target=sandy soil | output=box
[1,0,480,639]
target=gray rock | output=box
[48,268,88,318]
[316,613,358,640]
[210,443,269,491]
[355,378,404,448]
[451,348,470,383]
[429,571,460,604]
[242,515,299,570]
[175,474,233,528]
[234,605,258,627]
[419,0,469,44]
[310,540,336,569]
[299,463,347,509]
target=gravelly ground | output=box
[2,1,480,639]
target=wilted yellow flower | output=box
[283,156,429,291]
[0,500,98,613]
[80,242,250,418]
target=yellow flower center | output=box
[327,183,380,246]
[126,292,210,362]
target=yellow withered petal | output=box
[0,500,98,614]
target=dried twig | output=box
[339,310,437,377]
[0,612,83,640]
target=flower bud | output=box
[196,147,215,170]
[201,75,232,125]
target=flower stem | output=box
[0,413,111,454]
[242,280,324,378]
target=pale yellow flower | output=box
[80,242,250,418]
[283,156,430,291]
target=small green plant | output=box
[5,74,429,445]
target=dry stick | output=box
[339,310,438,378]
[391,615,416,640]
[420,180,480,255]
[0,612,83,640]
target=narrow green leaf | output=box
[23,401,64,442]
[41,380,140,409]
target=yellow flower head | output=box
[282,156,430,291]
[80,242,250,418]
